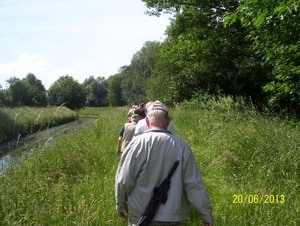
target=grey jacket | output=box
[115,127,213,223]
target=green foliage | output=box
[142,0,300,114]
[5,74,47,107]
[7,78,27,107]
[23,73,47,107]
[1,74,110,108]
[142,0,182,16]
[47,75,86,109]
[2,0,300,115]
[171,99,299,225]
[82,76,109,107]
[0,89,5,107]
[107,73,126,107]
[0,106,77,143]
[225,0,300,111]
[0,105,299,225]
[121,41,161,104]
[143,0,272,108]
[144,40,183,106]
[0,107,126,225]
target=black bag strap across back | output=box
[136,160,180,226]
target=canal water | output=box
[0,115,97,173]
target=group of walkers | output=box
[115,101,213,226]
[127,103,146,123]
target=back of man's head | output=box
[146,101,170,129]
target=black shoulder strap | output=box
[167,160,180,180]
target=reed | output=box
[0,106,78,143]
[0,101,298,225]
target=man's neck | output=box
[149,126,168,130]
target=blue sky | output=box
[0,0,171,89]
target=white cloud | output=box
[46,67,115,89]
[47,67,87,85]
[0,53,49,86]
[0,53,48,73]
[0,53,116,90]
[0,0,172,90]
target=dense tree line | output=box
[0,74,111,109]
[121,41,161,105]
[140,0,299,113]
[0,73,47,107]
[1,0,299,115]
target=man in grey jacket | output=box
[115,101,213,226]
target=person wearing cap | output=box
[127,105,137,123]
[117,113,139,155]
[134,101,175,135]
[115,101,213,226]
[138,103,146,119]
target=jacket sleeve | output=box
[115,141,145,212]
[182,145,213,223]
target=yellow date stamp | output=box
[232,194,285,204]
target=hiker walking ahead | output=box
[117,114,139,155]
[134,101,175,135]
[115,101,213,226]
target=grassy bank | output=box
[0,106,78,143]
[0,102,299,225]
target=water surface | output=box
[0,115,97,173]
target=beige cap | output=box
[147,100,168,113]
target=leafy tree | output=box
[6,77,28,107]
[4,74,47,107]
[121,41,161,104]
[0,85,8,107]
[226,0,300,112]
[23,73,47,106]
[107,73,126,107]
[6,77,21,86]
[47,75,86,109]
[0,84,6,106]
[82,76,109,107]
[143,0,271,106]
[0,90,3,107]
[144,40,182,105]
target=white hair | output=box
[147,110,168,126]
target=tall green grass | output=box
[0,101,299,225]
[172,99,300,225]
[0,106,78,143]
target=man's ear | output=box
[166,117,171,127]
[146,116,150,128]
